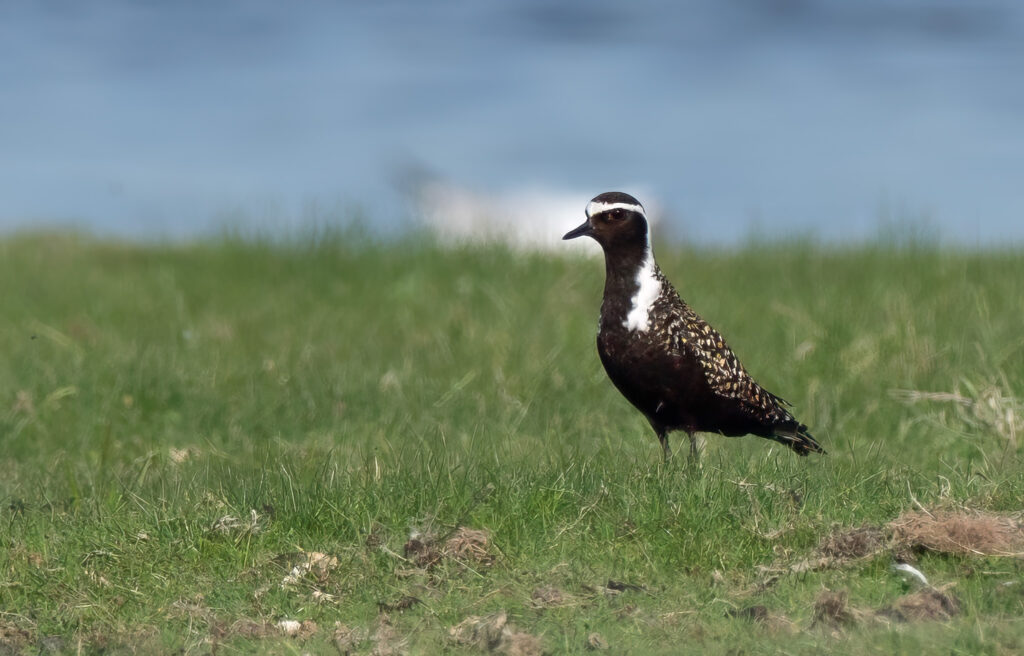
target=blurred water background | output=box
[2,0,1022,245]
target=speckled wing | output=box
[656,286,794,425]
[656,288,824,455]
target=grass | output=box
[1,228,1023,654]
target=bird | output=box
[563,191,825,461]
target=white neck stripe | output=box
[586,201,645,218]
[624,237,661,333]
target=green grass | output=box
[2,229,1023,654]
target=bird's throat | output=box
[601,240,662,333]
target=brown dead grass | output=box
[443,527,497,566]
[331,617,407,656]
[530,585,569,608]
[333,623,368,655]
[214,618,318,640]
[280,551,339,587]
[880,587,961,622]
[369,615,408,656]
[449,611,543,656]
[760,524,889,582]
[585,632,609,650]
[404,526,497,570]
[378,595,422,612]
[403,532,442,568]
[809,585,962,633]
[763,508,1024,586]
[727,605,798,636]
[819,525,887,560]
[890,510,1024,556]
[0,621,34,652]
[812,590,859,629]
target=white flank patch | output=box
[624,241,661,332]
[586,200,646,218]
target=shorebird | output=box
[563,191,824,461]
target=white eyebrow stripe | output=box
[586,201,645,218]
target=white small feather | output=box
[891,562,928,586]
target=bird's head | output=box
[563,191,649,252]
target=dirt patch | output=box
[890,510,1024,556]
[530,585,569,608]
[332,618,405,656]
[879,587,961,622]
[209,509,262,540]
[333,623,369,655]
[403,526,497,570]
[212,619,317,641]
[276,620,318,638]
[443,527,496,566]
[280,551,339,587]
[378,595,422,612]
[171,597,215,623]
[370,614,409,656]
[819,525,887,560]
[73,626,161,654]
[403,532,443,568]
[449,611,543,655]
[763,508,1024,587]
[0,621,34,652]
[365,522,387,548]
[811,590,858,629]
[451,611,507,651]
[499,630,544,656]
[759,524,888,583]
[726,605,797,635]
[809,586,962,631]
[585,632,609,650]
[729,605,770,622]
[217,620,274,640]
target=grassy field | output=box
[2,229,1023,654]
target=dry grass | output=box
[444,527,497,566]
[890,510,1024,556]
[818,525,888,560]
[891,380,1023,448]
[449,611,544,656]
[812,590,859,630]
[403,525,498,570]
[812,585,962,633]
[880,587,961,622]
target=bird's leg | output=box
[657,430,671,463]
[688,432,705,464]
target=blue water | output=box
[2,1,1022,243]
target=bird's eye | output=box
[610,209,623,219]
